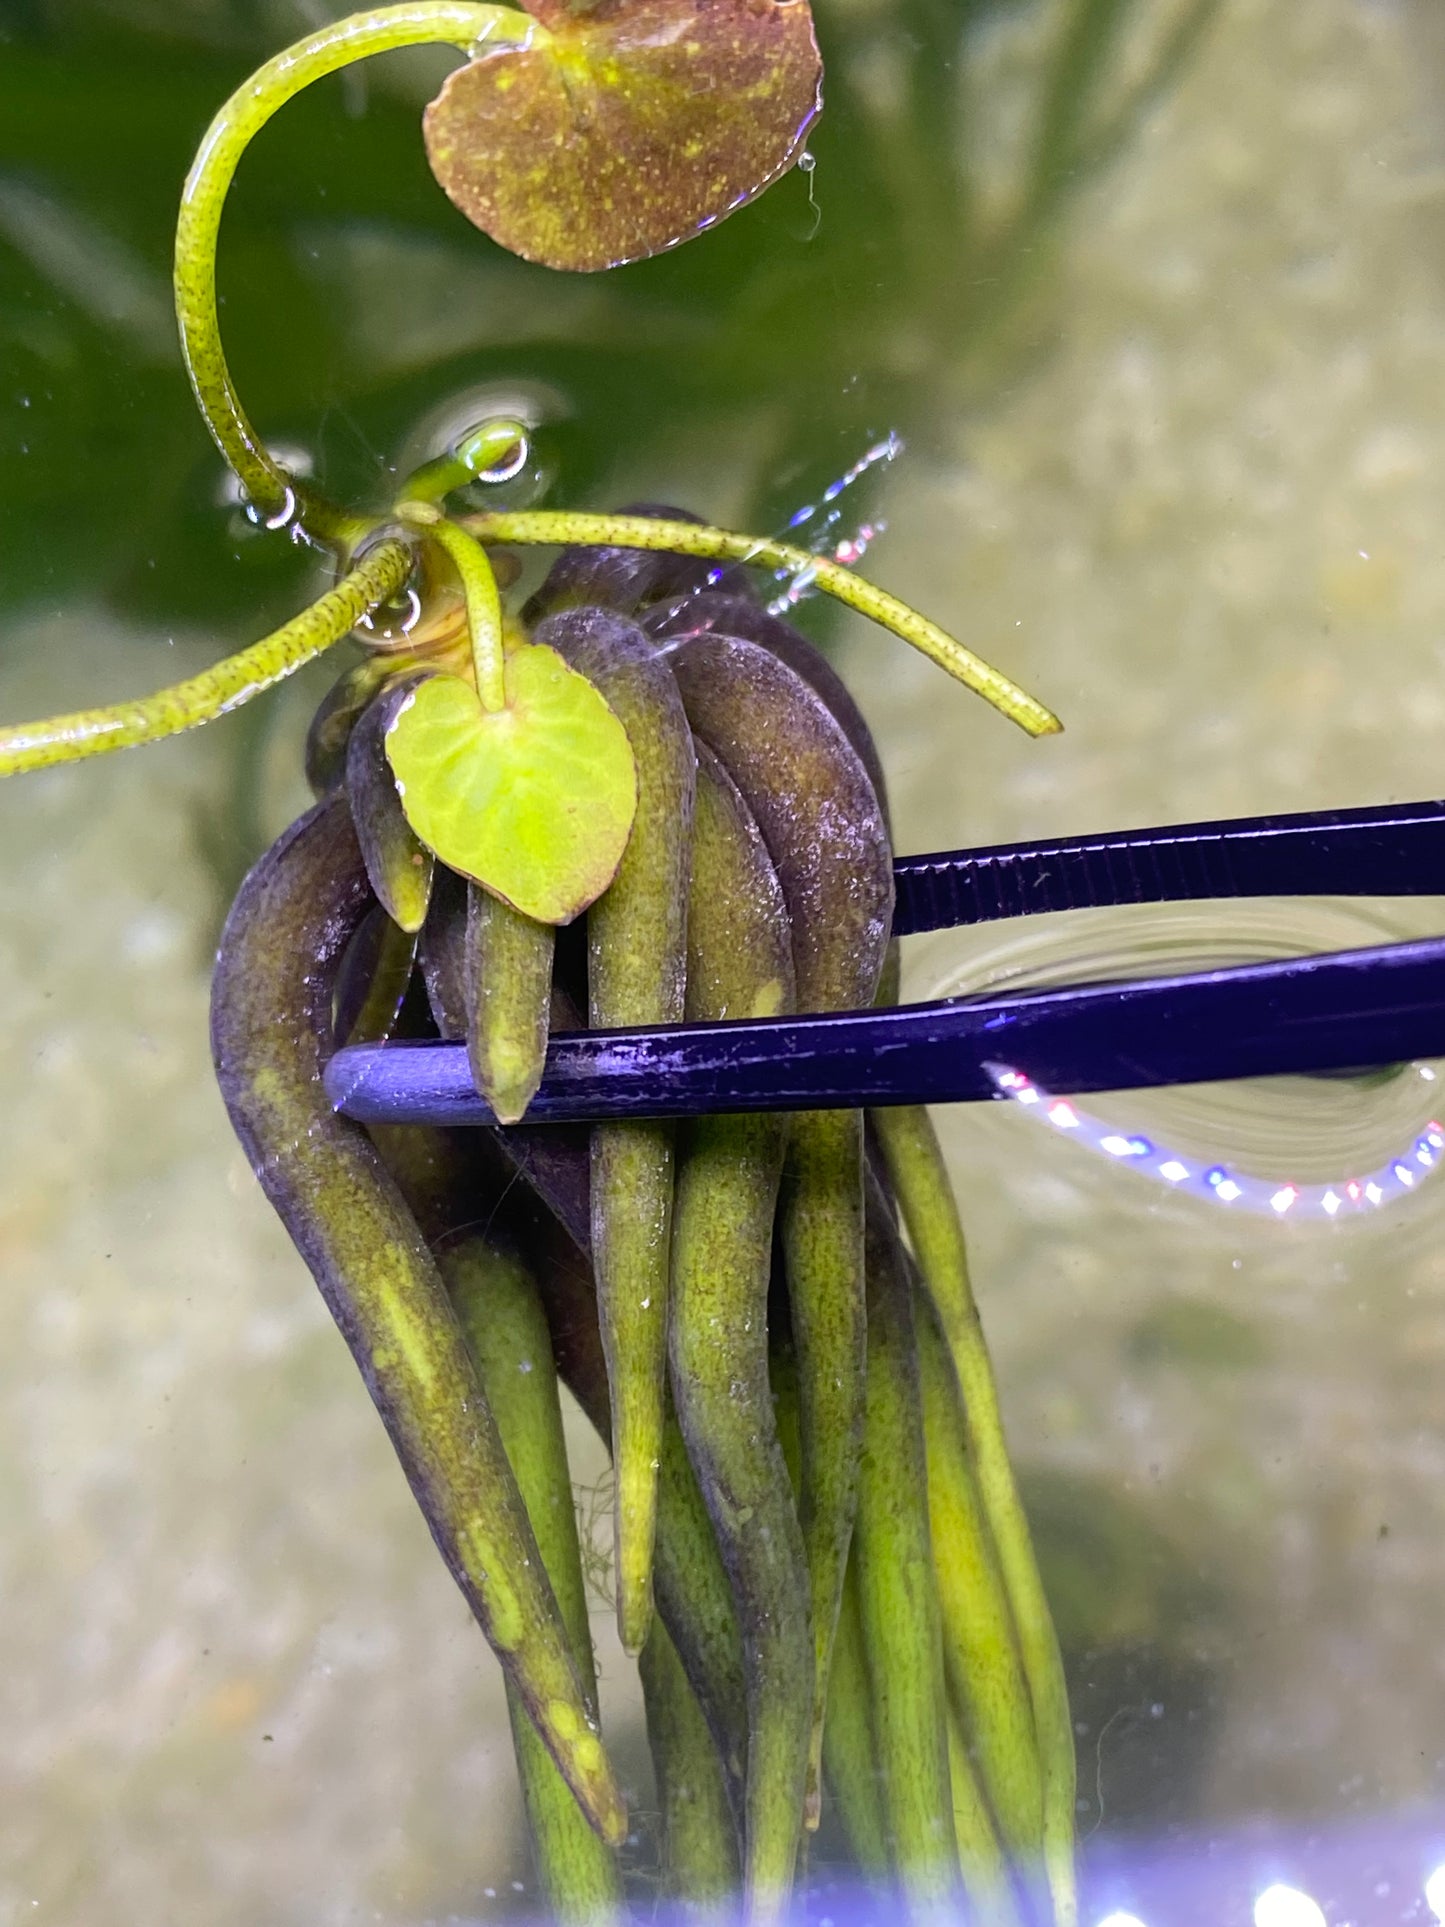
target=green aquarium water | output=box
[2,0,1445,1920]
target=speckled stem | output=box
[945,1713,1021,1927]
[209,799,625,1846]
[175,3,525,534]
[824,1550,892,1880]
[669,746,810,1924]
[640,1620,742,1918]
[510,1176,750,1820]
[466,884,556,1124]
[917,1286,1043,1863]
[873,1103,1077,1927]
[522,506,738,624]
[466,509,1061,736]
[537,605,696,1656]
[0,540,409,776]
[772,1343,888,1882]
[854,1174,960,1924]
[445,1234,623,1924]
[665,631,892,1822]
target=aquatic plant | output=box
[0,3,1090,1921]
[0,0,1221,629]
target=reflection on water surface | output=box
[916,897,1445,1219]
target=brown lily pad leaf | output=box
[423,0,823,273]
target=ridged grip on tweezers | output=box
[892,798,1445,935]
[325,799,1445,1122]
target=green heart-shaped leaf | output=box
[422,0,823,273]
[384,645,637,924]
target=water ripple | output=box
[908,897,1445,1222]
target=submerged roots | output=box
[211,518,1075,1925]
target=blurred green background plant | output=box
[0,0,1216,633]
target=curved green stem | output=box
[408,509,508,710]
[0,538,410,776]
[464,510,1062,737]
[401,415,532,505]
[174,2,531,536]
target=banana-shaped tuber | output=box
[210,799,626,1847]
[853,1171,960,1923]
[917,1290,1042,1861]
[465,882,556,1124]
[344,674,435,933]
[445,1233,624,1924]
[664,629,892,1819]
[537,604,697,1656]
[669,743,812,1922]
[640,1618,742,1918]
[874,1104,1077,1927]
[503,1137,751,1820]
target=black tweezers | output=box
[326,797,1445,1127]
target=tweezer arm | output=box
[327,932,1445,1126]
[894,797,1445,935]
[326,798,1445,1126]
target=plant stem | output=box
[640,1616,743,1915]
[401,415,532,504]
[873,1104,1077,1927]
[173,2,532,538]
[0,538,410,776]
[918,1299,1042,1863]
[464,510,1062,737]
[212,801,629,1847]
[854,1178,960,1923]
[412,511,508,710]
[447,1236,624,1924]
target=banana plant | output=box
[0,4,1086,1921]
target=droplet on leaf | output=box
[384,646,637,925]
[423,0,823,273]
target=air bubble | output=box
[454,416,531,485]
[355,584,423,645]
